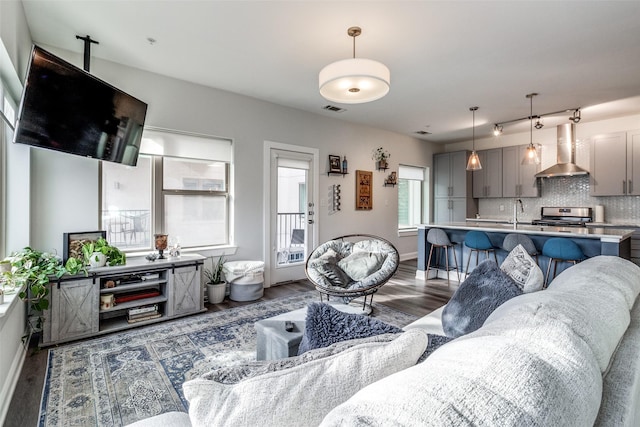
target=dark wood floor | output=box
[4,260,456,427]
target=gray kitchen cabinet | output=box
[167,263,203,317]
[590,132,626,196]
[590,131,640,196]
[502,145,540,198]
[41,254,205,346]
[43,277,99,344]
[472,148,503,198]
[629,129,640,196]
[434,151,477,222]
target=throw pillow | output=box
[314,262,352,288]
[297,302,403,355]
[442,260,522,338]
[183,329,429,427]
[338,251,385,281]
[500,244,544,293]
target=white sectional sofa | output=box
[131,255,640,426]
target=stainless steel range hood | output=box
[535,123,589,178]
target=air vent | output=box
[414,130,432,135]
[322,105,347,113]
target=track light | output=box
[570,109,581,123]
[493,124,503,136]
[534,116,544,129]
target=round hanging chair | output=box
[305,234,399,313]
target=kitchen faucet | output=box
[513,198,524,224]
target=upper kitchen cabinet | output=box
[472,148,503,198]
[434,151,477,222]
[434,151,469,198]
[502,145,540,198]
[590,130,640,196]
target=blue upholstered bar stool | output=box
[464,230,498,275]
[542,238,585,287]
[502,233,539,264]
[426,228,460,285]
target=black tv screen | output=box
[13,45,147,166]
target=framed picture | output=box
[63,230,107,262]
[355,170,373,210]
[329,155,342,173]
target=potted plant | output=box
[204,256,226,304]
[372,147,390,169]
[5,247,67,333]
[81,238,126,268]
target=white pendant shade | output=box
[319,58,390,104]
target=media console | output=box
[41,254,205,346]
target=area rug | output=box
[38,291,418,426]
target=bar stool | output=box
[426,228,460,285]
[502,233,539,264]
[542,238,585,287]
[464,230,498,275]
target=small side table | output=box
[255,308,307,360]
[254,303,370,361]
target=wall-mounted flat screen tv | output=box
[13,45,147,166]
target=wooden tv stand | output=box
[41,254,205,346]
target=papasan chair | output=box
[305,234,400,314]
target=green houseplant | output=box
[81,238,126,268]
[204,256,226,304]
[5,247,67,333]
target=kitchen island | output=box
[417,222,635,281]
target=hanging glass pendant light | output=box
[466,106,482,171]
[522,93,541,165]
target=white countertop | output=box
[420,222,635,242]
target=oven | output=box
[531,207,593,227]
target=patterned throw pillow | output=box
[500,244,544,293]
[315,262,352,288]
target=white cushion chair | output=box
[305,234,399,314]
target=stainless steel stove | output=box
[531,207,593,227]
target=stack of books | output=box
[127,304,161,324]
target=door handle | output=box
[629,180,633,194]
[623,180,627,194]
[308,219,314,224]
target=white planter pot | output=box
[89,252,107,268]
[207,282,226,304]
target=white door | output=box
[265,143,318,285]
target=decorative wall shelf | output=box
[327,172,348,177]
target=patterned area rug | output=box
[38,291,417,426]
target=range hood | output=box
[535,123,589,178]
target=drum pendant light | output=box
[319,27,390,104]
[522,93,541,165]
[466,106,482,171]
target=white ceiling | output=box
[20,0,640,144]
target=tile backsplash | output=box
[478,175,640,226]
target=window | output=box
[398,165,428,230]
[101,129,232,251]
[0,83,16,259]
